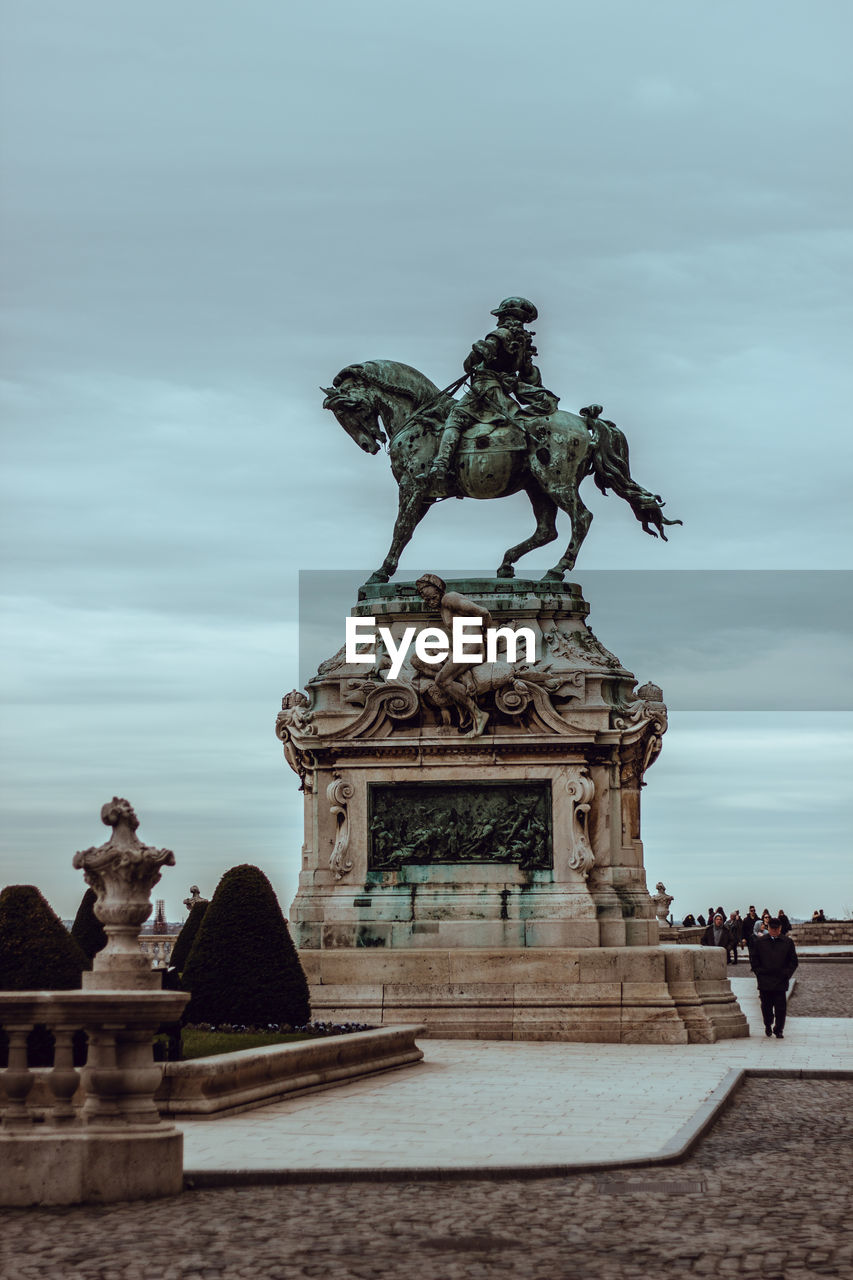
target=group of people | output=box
[686,904,799,1040]
[680,905,793,964]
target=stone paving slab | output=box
[789,944,852,953]
[179,978,853,1177]
[4,1079,853,1280]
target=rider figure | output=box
[428,297,559,487]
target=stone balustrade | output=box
[137,933,179,968]
[0,988,188,1205]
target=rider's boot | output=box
[427,424,461,485]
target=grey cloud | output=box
[2,0,851,921]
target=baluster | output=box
[82,1026,123,1125]
[2,1024,36,1129]
[114,1029,163,1125]
[47,1026,82,1126]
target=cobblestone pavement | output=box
[2,1079,852,1280]
[788,962,853,1018]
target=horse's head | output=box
[321,382,386,455]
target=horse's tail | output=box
[588,413,683,540]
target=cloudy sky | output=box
[2,0,851,927]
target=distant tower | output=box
[153,898,167,935]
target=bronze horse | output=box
[323,360,680,584]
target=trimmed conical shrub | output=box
[182,865,310,1027]
[0,885,86,990]
[169,899,208,977]
[0,885,88,1067]
[70,887,107,967]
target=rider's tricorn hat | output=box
[491,297,538,323]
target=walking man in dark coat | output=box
[750,916,799,1038]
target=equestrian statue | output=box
[321,297,681,584]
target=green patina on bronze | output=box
[322,298,681,585]
[367,781,552,871]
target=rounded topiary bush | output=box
[70,887,107,968]
[169,899,208,978]
[0,884,86,990]
[182,864,310,1027]
[0,884,87,1067]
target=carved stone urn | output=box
[652,881,674,924]
[72,797,175,990]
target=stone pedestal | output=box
[1,801,188,1206]
[0,990,188,1205]
[280,579,747,1043]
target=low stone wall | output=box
[789,922,853,945]
[658,927,704,945]
[156,1025,425,1117]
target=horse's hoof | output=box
[539,570,565,584]
[366,571,390,585]
[496,565,515,579]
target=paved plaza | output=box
[176,975,852,1179]
[1,961,851,1279]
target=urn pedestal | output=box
[280,579,747,1043]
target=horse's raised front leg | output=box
[497,482,559,578]
[540,489,593,582]
[368,484,432,584]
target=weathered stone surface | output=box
[287,580,663,953]
[155,1026,425,1117]
[1,801,186,1206]
[0,991,188,1205]
[73,798,175,992]
[1,1130,183,1207]
[5,1025,427,1123]
[282,579,747,1042]
[790,921,853,944]
[303,947,746,1042]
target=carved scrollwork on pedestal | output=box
[543,625,622,670]
[316,644,347,676]
[563,767,595,878]
[493,680,532,717]
[612,681,668,780]
[384,683,421,720]
[342,677,383,707]
[620,755,642,788]
[326,680,420,740]
[327,773,355,880]
[276,690,317,792]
